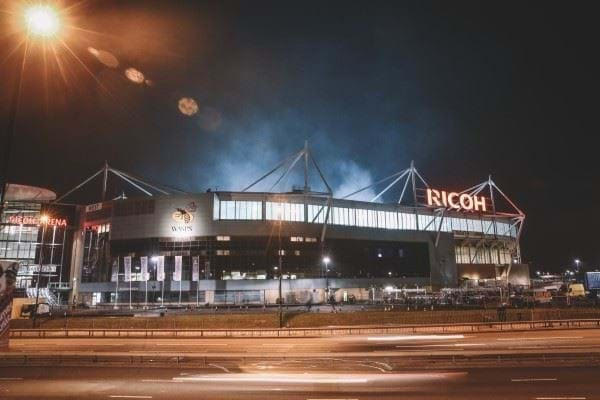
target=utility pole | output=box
[32,221,47,328]
[278,219,283,328]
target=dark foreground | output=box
[0,365,598,399]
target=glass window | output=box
[213,196,220,220]
[307,204,326,223]
[377,211,386,229]
[219,201,262,220]
[384,212,396,230]
[367,210,377,228]
[236,201,246,219]
[347,208,356,226]
[266,202,304,222]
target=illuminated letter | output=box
[427,189,442,207]
[448,192,460,209]
[441,191,448,207]
[459,194,473,210]
[473,195,486,212]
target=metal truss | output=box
[341,160,429,205]
[242,141,333,250]
[341,162,525,260]
[452,176,525,264]
[459,175,525,260]
[54,161,187,204]
[242,141,332,195]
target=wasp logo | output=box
[172,203,196,224]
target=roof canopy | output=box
[4,183,56,202]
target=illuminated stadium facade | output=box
[1,146,529,306]
[57,145,528,306]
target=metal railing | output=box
[2,350,600,369]
[10,318,600,339]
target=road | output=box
[0,365,598,399]
[7,328,600,357]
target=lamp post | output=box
[72,277,77,305]
[1,5,62,215]
[113,258,119,310]
[32,215,49,327]
[276,215,283,328]
[322,256,330,304]
[275,265,282,328]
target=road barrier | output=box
[1,351,600,369]
[9,318,600,339]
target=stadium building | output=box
[0,184,75,300]
[1,146,529,306]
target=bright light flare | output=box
[178,97,199,116]
[125,67,145,84]
[24,5,61,37]
[87,47,119,68]
[367,334,465,341]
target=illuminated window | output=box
[216,235,230,241]
[277,249,286,256]
[307,204,326,223]
[218,200,262,220]
[305,237,317,243]
[294,250,301,256]
[216,249,230,256]
[290,236,303,242]
[266,202,304,222]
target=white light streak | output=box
[368,334,465,341]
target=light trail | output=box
[368,334,465,341]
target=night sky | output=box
[1,0,598,271]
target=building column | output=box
[69,229,84,305]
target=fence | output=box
[10,318,600,339]
[2,351,600,369]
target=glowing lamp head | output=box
[323,256,330,264]
[39,214,49,224]
[24,5,60,37]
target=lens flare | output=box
[125,67,145,84]
[87,47,119,68]
[24,5,60,37]
[178,97,199,116]
[199,107,222,131]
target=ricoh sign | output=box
[426,189,487,212]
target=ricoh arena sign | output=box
[6,215,68,227]
[426,189,487,212]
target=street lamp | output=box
[32,214,50,327]
[322,256,330,303]
[24,5,61,38]
[574,258,581,272]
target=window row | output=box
[455,245,513,265]
[265,202,304,222]
[214,201,517,238]
[217,201,262,220]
